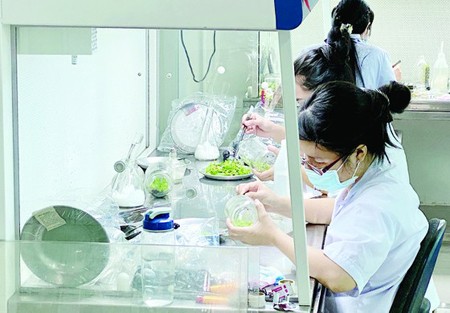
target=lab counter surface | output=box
[8,223,326,313]
[7,155,327,313]
[395,98,450,120]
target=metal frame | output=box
[0,0,316,306]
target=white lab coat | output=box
[323,151,428,312]
[351,34,396,89]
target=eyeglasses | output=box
[301,154,344,176]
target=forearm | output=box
[272,232,356,293]
[303,198,335,224]
[269,195,334,223]
[271,124,286,143]
[269,195,293,218]
[271,230,295,262]
[307,246,356,292]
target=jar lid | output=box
[143,207,174,231]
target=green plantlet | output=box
[149,177,169,193]
[252,160,271,172]
[233,219,254,227]
[205,159,251,176]
[240,157,271,172]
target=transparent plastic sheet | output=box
[175,217,220,246]
[230,104,284,155]
[83,188,131,242]
[17,240,258,311]
[157,93,237,154]
[44,187,130,243]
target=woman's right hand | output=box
[236,180,279,212]
[242,113,285,142]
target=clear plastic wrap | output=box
[20,205,110,287]
[158,93,237,154]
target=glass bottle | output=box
[431,42,449,95]
[145,162,173,198]
[111,159,145,208]
[194,105,220,161]
[111,133,145,208]
[224,195,257,227]
[141,207,176,306]
[237,136,276,172]
[416,55,430,91]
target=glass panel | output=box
[15,27,148,229]
[2,240,259,312]
[157,29,260,147]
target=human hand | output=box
[253,167,274,181]
[252,145,279,181]
[242,113,284,141]
[236,180,279,212]
[226,199,279,246]
[392,61,402,82]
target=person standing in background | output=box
[330,0,397,89]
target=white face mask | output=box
[305,159,361,193]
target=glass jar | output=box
[237,136,276,172]
[141,207,176,306]
[145,162,173,198]
[111,159,145,208]
[224,195,257,227]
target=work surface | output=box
[8,156,328,313]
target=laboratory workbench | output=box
[8,155,327,313]
[8,223,326,313]
[395,98,450,120]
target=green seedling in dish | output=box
[205,159,251,176]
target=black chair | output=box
[390,218,447,313]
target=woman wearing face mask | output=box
[243,23,406,187]
[331,0,397,89]
[228,81,428,312]
[242,24,356,183]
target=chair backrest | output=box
[390,218,447,313]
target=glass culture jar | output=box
[224,195,257,227]
[237,136,276,172]
[145,162,173,198]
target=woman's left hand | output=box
[226,199,279,246]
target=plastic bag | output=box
[157,92,236,154]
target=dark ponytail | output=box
[331,0,372,34]
[298,81,411,162]
[295,29,355,90]
[325,22,361,87]
[330,0,373,87]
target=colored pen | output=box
[392,60,401,68]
